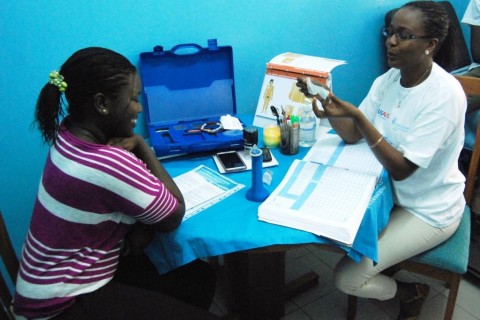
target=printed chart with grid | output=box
[280,163,375,222]
[258,159,378,244]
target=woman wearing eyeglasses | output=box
[297,2,466,319]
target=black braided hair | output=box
[402,1,458,71]
[34,47,136,144]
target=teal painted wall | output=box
[0,0,470,261]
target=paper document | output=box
[174,165,244,221]
[304,133,383,178]
[258,134,384,245]
[253,52,346,127]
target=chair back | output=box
[456,75,480,204]
[0,211,18,320]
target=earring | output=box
[425,50,430,55]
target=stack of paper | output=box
[258,134,383,245]
[174,165,244,221]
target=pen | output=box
[280,106,287,124]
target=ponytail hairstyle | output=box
[34,47,136,144]
[402,1,458,71]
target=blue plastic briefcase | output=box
[139,39,244,158]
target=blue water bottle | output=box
[246,145,270,202]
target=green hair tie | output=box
[49,70,68,92]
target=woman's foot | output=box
[397,282,429,320]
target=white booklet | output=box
[174,165,244,221]
[258,133,383,245]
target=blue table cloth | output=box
[146,120,394,274]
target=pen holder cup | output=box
[280,124,299,155]
[263,125,281,148]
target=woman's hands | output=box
[107,135,153,164]
[108,134,186,231]
[297,76,364,144]
[296,76,325,99]
[297,78,418,181]
[313,95,361,120]
[296,76,360,120]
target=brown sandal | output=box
[397,283,430,320]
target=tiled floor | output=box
[209,245,480,319]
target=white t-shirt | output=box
[462,0,480,70]
[359,63,466,227]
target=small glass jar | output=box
[263,124,281,148]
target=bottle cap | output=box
[250,145,262,157]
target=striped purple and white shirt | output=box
[13,126,179,319]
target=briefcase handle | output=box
[153,39,218,56]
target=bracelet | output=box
[369,136,384,148]
[200,122,223,134]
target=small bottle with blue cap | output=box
[246,145,270,202]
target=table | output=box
[145,119,393,319]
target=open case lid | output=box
[139,39,236,126]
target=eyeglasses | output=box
[382,27,429,41]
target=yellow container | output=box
[263,125,281,148]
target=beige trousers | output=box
[334,206,460,300]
